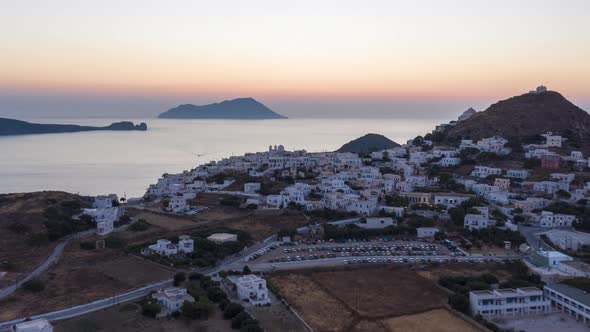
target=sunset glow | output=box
[1,0,590,115]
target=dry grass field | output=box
[312,268,447,318]
[270,273,355,332]
[269,265,485,332]
[0,191,90,287]
[382,309,480,332]
[0,245,173,321]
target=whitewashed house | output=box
[541,132,563,147]
[356,217,397,229]
[244,182,261,194]
[545,229,590,251]
[464,207,493,230]
[236,275,270,305]
[494,178,511,191]
[539,211,576,228]
[417,227,439,238]
[379,206,405,217]
[93,194,118,209]
[178,235,195,254]
[506,169,528,179]
[439,157,461,167]
[152,287,194,315]
[148,239,178,256]
[434,193,472,209]
[346,198,378,216]
[471,166,502,178]
[533,181,561,194]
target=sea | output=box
[0,117,444,198]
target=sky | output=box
[1,0,589,119]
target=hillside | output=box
[0,192,91,287]
[0,118,148,136]
[336,133,400,153]
[158,97,287,119]
[445,91,590,142]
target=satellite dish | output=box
[519,244,530,254]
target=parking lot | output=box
[243,238,465,264]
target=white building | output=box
[93,194,118,209]
[544,283,590,325]
[168,195,190,213]
[244,182,261,194]
[11,319,53,332]
[539,211,576,228]
[379,206,405,218]
[417,227,439,238]
[541,132,563,148]
[470,288,550,318]
[147,235,193,256]
[207,233,238,243]
[471,166,502,178]
[533,181,561,194]
[464,208,493,231]
[545,229,590,251]
[433,193,472,209]
[236,274,270,305]
[152,287,195,315]
[346,198,378,216]
[506,169,529,179]
[439,157,462,167]
[494,178,510,191]
[356,217,397,229]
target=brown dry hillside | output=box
[446,90,590,142]
[0,191,91,285]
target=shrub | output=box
[8,223,31,234]
[207,286,227,303]
[79,241,95,250]
[105,236,126,249]
[173,272,186,286]
[129,219,150,231]
[231,312,252,329]
[21,278,45,292]
[242,265,251,275]
[223,302,244,319]
[26,233,50,247]
[141,301,161,318]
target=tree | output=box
[141,301,161,318]
[242,265,251,275]
[223,302,245,319]
[174,272,186,286]
[231,312,252,329]
[207,286,228,303]
[448,293,469,313]
[240,324,263,332]
[21,278,45,292]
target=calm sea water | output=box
[0,118,443,197]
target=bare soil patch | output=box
[382,308,480,332]
[311,267,447,318]
[269,273,355,332]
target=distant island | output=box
[336,133,400,153]
[0,118,148,136]
[158,97,287,119]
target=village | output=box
[4,87,590,332]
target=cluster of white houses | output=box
[81,194,123,236]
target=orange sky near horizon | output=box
[1,0,589,103]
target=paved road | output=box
[0,223,133,300]
[0,280,172,331]
[518,225,556,252]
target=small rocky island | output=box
[336,133,400,153]
[0,118,148,136]
[158,97,287,119]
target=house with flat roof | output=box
[417,227,439,238]
[152,287,194,315]
[207,233,238,243]
[470,287,550,318]
[544,283,590,326]
[236,274,270,305]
